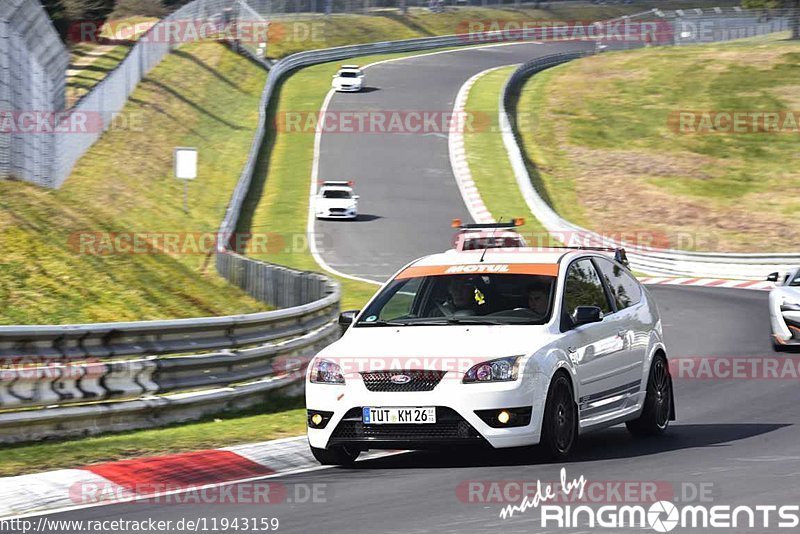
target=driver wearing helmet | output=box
[437,276,480,317]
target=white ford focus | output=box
[314,181,359,219]
[331,65,365,92]
[306,247,674,465]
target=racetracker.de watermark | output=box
[0,111,143,134]
[276,110,492,134]
[67,19,269,44]
[68,481,329,505]
[458,479,715,504]
[68,232,332,255]
[453,229,718,252]
[455,19,674,44]
[669,110,800,134]
[670,356,800,380]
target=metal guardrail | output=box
[0,274,339,442]
[500,45,800,280]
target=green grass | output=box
[264,0,740,60]
[0,397,306,477]
[0,42,269,324]
[67,17,158,106]
[517,36,800,252]
[463,65,552,244]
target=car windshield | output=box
[322,190,352,199]
[339,71,358,78]
[355,274,556,326]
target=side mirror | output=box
[353,195,360,200]
[332,74,338,78]
[767,272,779,282]
[572,306,603,327]
[338,310,360,334]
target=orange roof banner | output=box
[395,263,559,280]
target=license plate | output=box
[362,407,436,425]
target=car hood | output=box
[315,324,555,373]
[334,77,361,84]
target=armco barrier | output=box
[0,255,339,443]
[500,50,800,280]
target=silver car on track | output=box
[768,268,800,351]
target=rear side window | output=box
[594,257,642,310]
[563,259,612,317]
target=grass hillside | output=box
[517,36,800,252]
[0,42,268,324]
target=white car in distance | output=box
[315,181,359,220]
[332,65,365,92]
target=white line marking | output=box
[448,65,516,224]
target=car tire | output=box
[773,338,788,352]
[541,372,578,460]
[626,353,673,436]
[310,445,359,466]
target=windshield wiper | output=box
[438,317,508,325]
[356,320,412,327]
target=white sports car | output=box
[768,268,800,351]
[331,65,364,92]
[315,181,359,219]
[306,246,674,465]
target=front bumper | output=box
[333,85,362,92]
[306,371,548,450]
[316,208,357,219]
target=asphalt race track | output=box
[39,43,800,533]
[315,40,591,281]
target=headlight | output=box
[463,356,521,383]
[310,358,344,384]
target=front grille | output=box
[330,407,483,445]
[360,370,446,392]
[329,207,347,213]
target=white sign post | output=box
[174,147,197,214]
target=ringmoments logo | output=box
[498,469,800,531]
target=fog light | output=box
[474,406,532,428]
[307,409,333,429]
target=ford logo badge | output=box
[390,374,412,384]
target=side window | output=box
[377,277,423,321]
[594,257,642,310]
[563,259,612,317]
